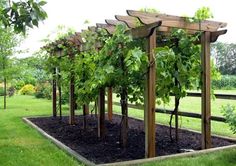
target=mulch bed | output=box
[29,114,235,164]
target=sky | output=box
[18,0,235,58]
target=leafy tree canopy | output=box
[212,42,236,75]
[0,0,47,34]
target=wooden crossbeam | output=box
[96,23,115,34]
[75,32,84,43]
[130,21,161,38]
[88,26,97,32]
[127,10,227,32]
[210,29,227,42]
[115,15,141,28]
[105,19,126,26]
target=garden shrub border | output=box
[23,116,236,166]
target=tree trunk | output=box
[120,87,128,148]
[4,77,6,110]
[169,97,180,142]
[119,45,128,148]
[174,97,180,141]
[98,88,105,138]
[83,104,89,130]
[94,99,98,117]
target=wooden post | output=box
[98,88,105,138]
[201,31,211,149]
[57,67,62,119]
[107,87,113,121]
[69,56,75,125]
[145,28,156,158]
[52,68,57,117]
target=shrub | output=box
[19,84,35,95]
[212,75,236,90]
[8,86,15,97]
[61,90,69,104]
[35,83,52,99]
[221,104,236,134]
[11,79,25,91]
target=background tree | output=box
[0,0,47,34]
[11,54,49,90]
[0,25,22,109]
[211,42,236,75]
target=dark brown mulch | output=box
[28,114,235,164]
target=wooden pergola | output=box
[44,10,227,158]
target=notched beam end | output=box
[131,21,162,39]
[210,29,227,43]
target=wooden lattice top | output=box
[44,10,227,52]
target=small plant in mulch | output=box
[221,104,236,134]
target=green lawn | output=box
[142,148,236,166]
[0,95,81,166]
[0,94,236,166]
[111,90,236,137]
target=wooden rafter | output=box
[127,10,227,32]
[130,21,161,38]
[105,19,126,26]
[115,15,140,28]
[210,29,227,42]
[96,23,115,34]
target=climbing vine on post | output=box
[155,7,219,142]
[94,24,148,147]
[155,29,201,141]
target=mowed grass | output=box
[142,148,236,166]
[0,95,81,166]
[111,90,236,137]
[0,94,236,166]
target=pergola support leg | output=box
[69,70,75,125]
[108,87,113,121]
[201,31,211,149]
[52,68,57,117]
[145,28,156,158]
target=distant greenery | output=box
[19,84,35,95]
[35,82,51,99]
[212,75,236,90]
[212,42,236,75]
[11,55,49,90]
